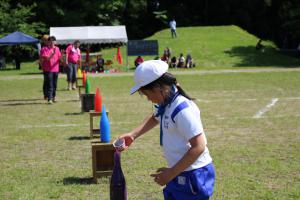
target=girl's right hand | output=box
[116,133,135,151]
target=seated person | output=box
[96,54,105,72]
[104,60,113,71]
[169,56,177,68]
[160,54,169,63]
[134,56,144,67]
[177,53,185,68]
[185,53,193,68]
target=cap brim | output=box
[130,85,140,95]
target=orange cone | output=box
[94,88,102,112]
[82,71,87,87]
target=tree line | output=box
[0,0,299,49]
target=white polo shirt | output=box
[154,95,212,171]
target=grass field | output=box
[0,69,299,199]
[0,25,299,199]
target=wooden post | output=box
[91,140,115,183]
[76,77,83,87]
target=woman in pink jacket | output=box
[65,40,81,90]
[40,36,62,104]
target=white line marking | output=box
[20,123,87,129]
[253,98,279,119]
[196,98,257,103]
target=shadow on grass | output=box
[21,72,43,75]
[68,136,90,140]
[0,99,46,106]
[128,66,136,70]
[63,177,95,185]
[224,46,300,67]
[0,98,42,102]
[65,112,83,115]
[65,99,80,102]
[56,88,71,92]
[0,68,18,71]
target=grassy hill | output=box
[102,25,300,70]
[1,25,299,75]
[146,25,300,69]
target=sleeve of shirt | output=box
[66,45,71,54]
[57,47,62,58]
[174,106,204,141]
[40,47,47,57]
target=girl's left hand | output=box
[150,167,174,186]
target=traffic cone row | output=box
[77,68,110,142]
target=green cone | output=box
[85,79,91,94]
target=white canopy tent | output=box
[49,26,128,45]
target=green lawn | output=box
[0,69,299,199]
[0,25,299,199]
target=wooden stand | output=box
[76,77,83,87]
[89,110,109,138]
[91,139,114,183]
[78,85,85,96]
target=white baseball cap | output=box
[130,60,168,94]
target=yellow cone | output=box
[77,68,82,78]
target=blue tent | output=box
[0,31,39,45]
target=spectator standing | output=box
[39,35,49,100]
[169,18,177,38]
[40,36,61,104]
[65,40,81,90]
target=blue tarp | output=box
[0,31,39,45]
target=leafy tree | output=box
[0,0,46,65]
[0,0,46,37]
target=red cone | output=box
[94,88,102,112]
[116,47,122,64]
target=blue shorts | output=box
[163,163,215,200]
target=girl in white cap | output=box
[117,60,215,200]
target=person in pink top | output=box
[65,40,81,90]
[40,36,62,104]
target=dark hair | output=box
[48,36,56,41]
[74,40,80,45]
[141,72,193,100]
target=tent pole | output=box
[126,44,128,71]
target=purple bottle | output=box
[110,151,127,200]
